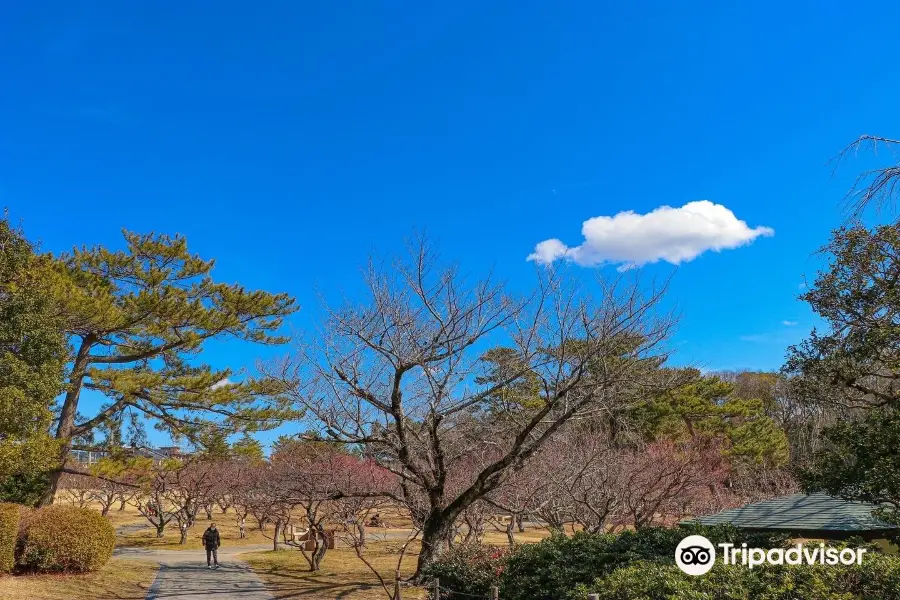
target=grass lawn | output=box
[0,559,158,600]
[244,541,426,600]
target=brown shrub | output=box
[17,505,114,572]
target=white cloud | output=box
[211,378,233,390]
[782,320,798,326]
[527,200,773,269]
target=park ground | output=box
[0,502,550,599]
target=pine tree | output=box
[43,230,298,504]
[232,433,264,461]
[631,369,789,467]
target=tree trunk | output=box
[272,520,282,551]
[41,340,93,506]
[357,521,366,547]
[506,519,516,547]
[414,513,455,578]
[41,453,66,506]
[156,522,166,538]
[179,526,189,544]
[516,514,525,533]
[101,503,111,517]
[312,536,327,571]
[119,498,128,511]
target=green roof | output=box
[683,492,899,532]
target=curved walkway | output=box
[114,544,273,600]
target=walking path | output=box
[114,544,273,600]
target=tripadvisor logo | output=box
[675,535,717,575]
[675,535,867,576]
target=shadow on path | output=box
[115,546,274,600]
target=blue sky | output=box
[3,1,900,447]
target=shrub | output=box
[499,525,787,600]
[17,505,115,572]
[573,554,900,600]
[421,543,508,599]
[0,503,20,573]
[0,472,50,507]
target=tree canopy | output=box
[800,405,900,529]
[44,230,299,503]
[632,369,789,468]
[0,217,66,494]
[784,224,900,409]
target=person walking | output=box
[202,523,221,569]
[238,517,246,539]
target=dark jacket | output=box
[202,527,221,549]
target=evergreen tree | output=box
[232,433,264,461]
[43,230,298,504]
[631,369,789,467]
[0,217,67,501]
[789,223,900,529]
[196,430,232,459]
[800,405,900,532]
[784,224,900,408]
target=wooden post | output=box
[491,585,499,600]
[393,569,402,600]
[432,577,440,599]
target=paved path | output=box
[115,545,273,600]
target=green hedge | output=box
[17,505,115,573]
[0,503,19,573]
[498,525,788,600]
[571,555,900,600]
[424,525,789,600]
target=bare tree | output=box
[91,480,120,517]
[162,460,219,544]
[133,465,180,538]
[268,238,677,576]
[89,459,146,516]
[266,441,393,570]
[834,135,900,219]
[227,458,261,528]
[57,472,95,508]
[612,439,726,529]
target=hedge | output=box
[497,525,788,600]
[17,505,115,572]
[421,543,509,599]
[572,554,900,600]
[424,525,789,600]
[0,503,19,574]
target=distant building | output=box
[70,445,188,465]
[682,492,900,541]
[70,449,109,465]
[133,446,184,461]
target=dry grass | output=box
[0,559,157,600]
[243,524,552,599]
[104,508,146,529]
[482,528,549,545]
[116,513,272,550]
[244,541,426,600]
